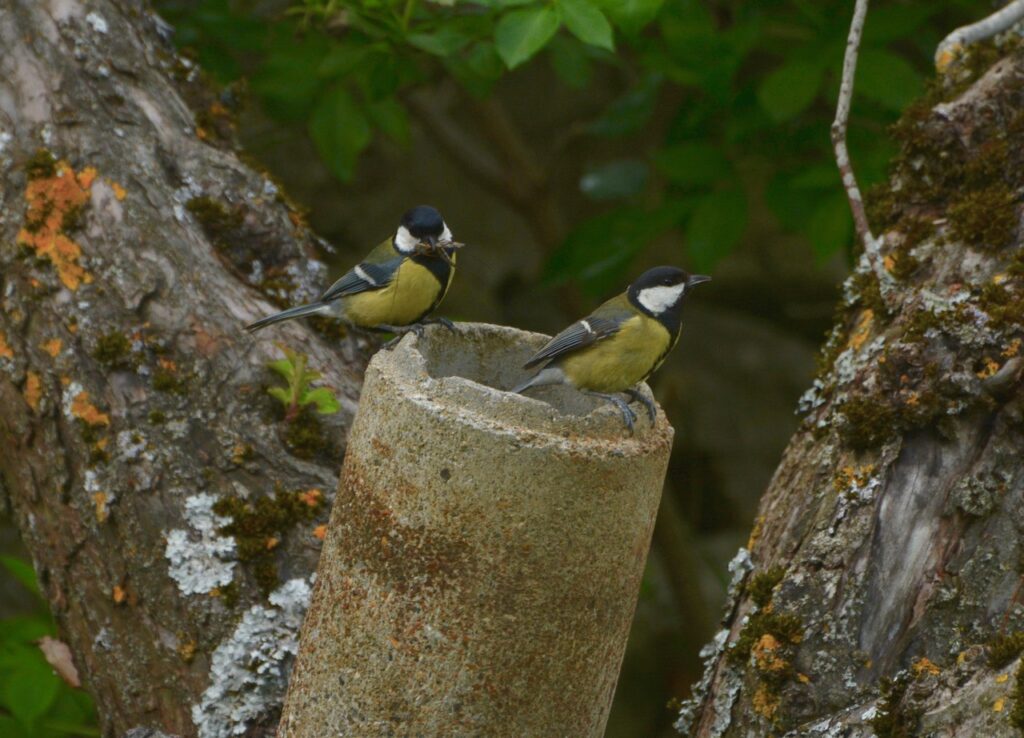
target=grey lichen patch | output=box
[948,473,1003,517]
[164,493,236,595]
[191,578,311,738]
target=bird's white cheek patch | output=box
[394,226,418,253]
[637,284,685,313]
[441,223,453,243]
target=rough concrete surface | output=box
[279,323,675,737]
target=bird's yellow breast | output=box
[559,314,673,393]
[343,255,454,328]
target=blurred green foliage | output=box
[0,557,98,738]
[158,0,986,294]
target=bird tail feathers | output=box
[511,367,564,394]
[245,303,331,333]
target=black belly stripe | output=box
[409,252,454,320]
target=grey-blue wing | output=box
[523,316,622,369]
[318,258,403,303]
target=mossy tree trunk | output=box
[679,47,1024,737]
[0,1,365,736]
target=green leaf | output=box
[408,28,471,56]
[807,194,852,260]
[267,387,291,405]
[266,359,295,382]
[0,616,52,644]
[251,35,331,120]
[579,159,648,200]
[0,715,29,738]
[548,36,592,89]
[856,49,922,112]
[309,86,372,182]
[0,651,60,731]
[494,6,560,69]
[757,60,823,122]
[598,0,665,35]
[366,99,411,147]
[685,190,747,270]
[447,41,505,97]
[302,387,341,415]
[318,45,370,79]
[559,0,614,51]
[0,556,40,599]
[863,5,938,44]
[654,142,729,187]
[587,73,661,136]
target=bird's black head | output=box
[627,266,710,316]
[395,205,451,253]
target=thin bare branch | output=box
[831,0,884,276]
[936,0,1024,71]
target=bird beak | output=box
[422,235,438,249]
[687,274,712,288]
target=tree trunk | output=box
[0,1,364,736]
[679,47,1024,737]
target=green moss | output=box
[213,488,324,596]
[1012,660,1024,730]
[728,609,803,667]
[93,331,135,369]
[948,185,1018,251]
[24,149,57,180]
[152,369,187,394]
[282,405,332,459]
[220,581,240,609]
[870,675,922,738]
[185,196,243,249]
[903,308,942,342]
[889,215,932,281]
[987,631,1024,669]
[147,410,167,425]
[978,283,1024,331]
[60,204,87,233]
[748,566,786,609]
[851,271,890,320]
[840,393,897,451]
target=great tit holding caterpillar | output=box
[513,266,710,430]
[246,205,462,343]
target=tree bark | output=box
[0,1,363,736]
[679,48,1024,737]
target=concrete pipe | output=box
[279,322,674,737]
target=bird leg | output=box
[585,391,637,433]
[625,388,657,424]
[375,323,426,351]
[420,317,457,333]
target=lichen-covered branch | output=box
[936,0,1024,71]
[681,41,1024,738]
[0,1,365,735]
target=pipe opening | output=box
[415,324,613,419]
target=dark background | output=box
[0,1,994,735]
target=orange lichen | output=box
[977,359,1001,379]
[112,585,127,604]
[265,537,279,550]
[0,331,13,359]
[41,338,62,357]
[24,372,42,412]
[995,697,1005,712]
[912,657,941,677]
[299,488,323,507]
[93,492,109,523]
[109,180,126,201]
[1004,338,1022,358]
[999,673,1011,684]
[313,524,327,540]
[71,391,110,426]
[17,161,96,290]
[752,683,780,719]
[797,672,811,684]
[752,633,788,673]
[848,309,875,351]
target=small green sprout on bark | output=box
[267,344,340,422]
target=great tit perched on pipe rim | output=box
[246,205,463,345]
[512,266,710,430]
